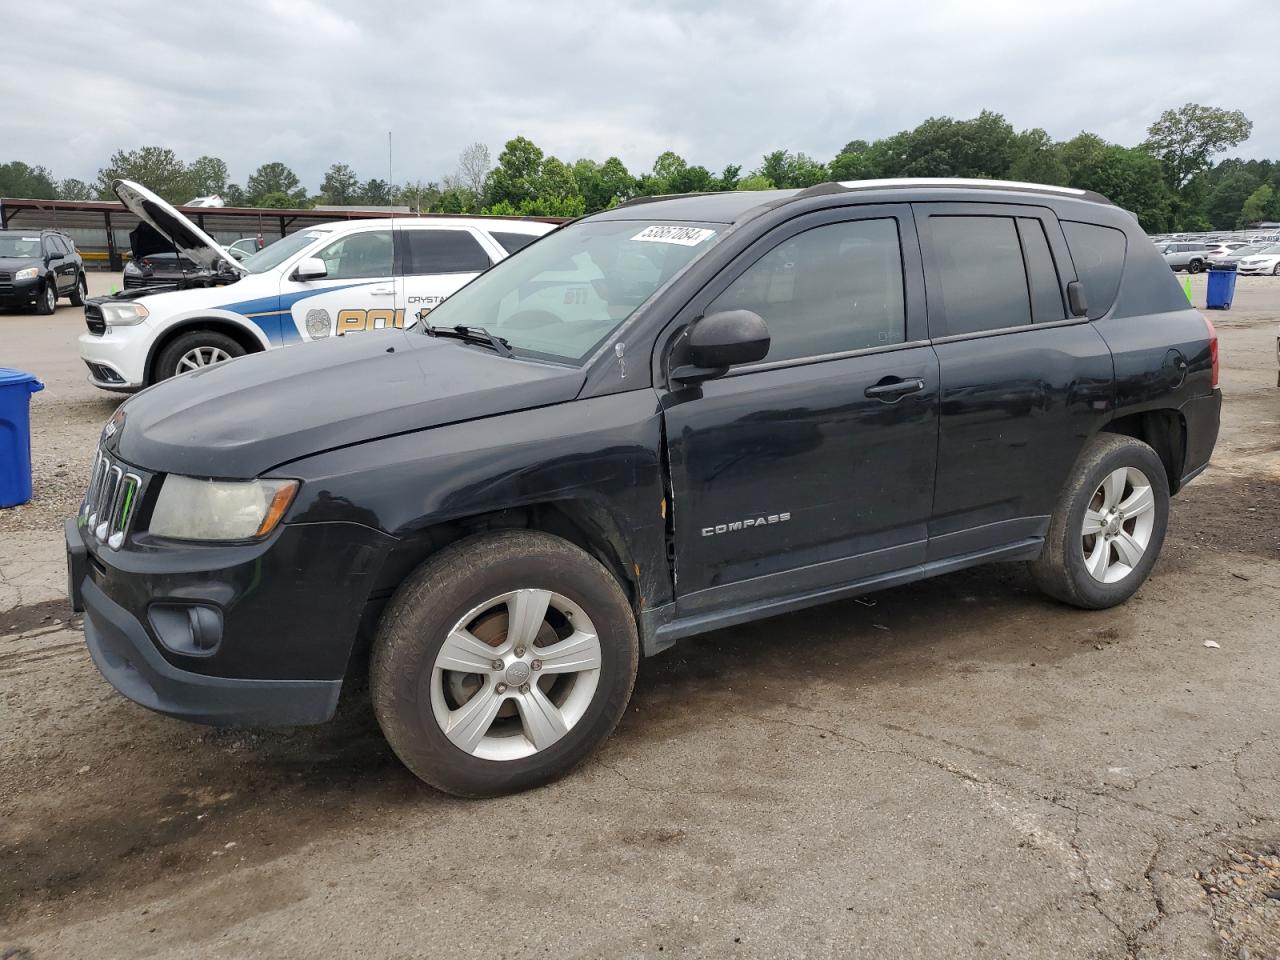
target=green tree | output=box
[254,191,295,209]
[185,156,229,198]
[756,150,828,188]
[245,162,306,206]
[0,162,58,198]
[1204,168,1260,230]
[398,180,440,213]
[828,149,876,181]
[1067,144,1173,231]
[1143,103,1253,189]
[485,136,544,207]
[359,178,393,206]
[1057,132,1108,183]
[1239,184,1275,227]
[58,178,94,201]
[1008,128,1068,185]
[717,164,741,191]
[95,146,189,201]
[223,183,247,206]
[320,163,360,204]
[736,174,775,191]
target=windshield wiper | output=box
[421,322,513,358]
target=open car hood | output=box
[113,179,245,276]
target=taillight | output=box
[1203,313,1219,388]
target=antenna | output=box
[388,131,394,207]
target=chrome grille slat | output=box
[80,447,147,550]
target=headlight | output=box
[15,267,39,281]
[148,476,299,541]
[100,301,150,326]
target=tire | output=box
[35,280,56,315]
[371,530,639,797]
[1030,433,1170,610]
[1188,259,1204,274]
[154,329,245,382]
[69,272,87,307]
[1273,263,1279,277]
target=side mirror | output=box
[1067,280,1089,318]
[672,310,770,384]
[294,257,328,281]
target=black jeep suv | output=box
[66,179,1220,796]
[0,228,87,313]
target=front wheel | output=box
[1188,259,1204,274]
[1030,434,1170,609]
[35,280,56,315]
[371,531,639,797]
[154,329,245,382]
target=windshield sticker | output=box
[22,237,39,242]
[631,225,716,246]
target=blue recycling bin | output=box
[1205,268,1238,310]
[0,368,45,508]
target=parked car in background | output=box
[185,195,225,208]
[79,179,556,389]
[226,236,265,259]
[66,177,1221,797]
[123,253,218,290]
[1161,241,1211,273]
[1236,245,1280,276]
[0,228,87,314]
[1208,244,1267,269]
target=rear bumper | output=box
[1179,388,1221,487]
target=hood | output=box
[113,179,245,276]
[109,330,586,478]
[0,256,40,272]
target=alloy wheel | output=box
[44,284,56,311]
[176,345,233,372]
[430,588,602,761]
[1081,466,1156,583]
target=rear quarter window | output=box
[1062,221,1126,319]
[490,231,540,255]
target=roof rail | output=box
[815,177,1110,205]
[613,191,716,209]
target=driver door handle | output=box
[865,376,926,401]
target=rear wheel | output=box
[35,280,56,315]
[1030,434,1169,609]
[69,273,87,307]
[371,530,638,797]
[154,329,245,382]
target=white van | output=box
[79,180,556,390]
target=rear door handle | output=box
[370,287,395,296]
[864,376,926,401]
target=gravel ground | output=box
[1,271,1277,960]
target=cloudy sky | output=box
[9,0,1279,191]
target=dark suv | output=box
[66,179,1220,797]
[0,228,87,313]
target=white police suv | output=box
[79,180,556,390]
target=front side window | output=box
[313,229,393,280]
[401,229,490,275]
[929,216,1032,335]
[422,219,721,364]
[708,218,907,363]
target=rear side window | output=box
[928,216,1031,335]
[708,217,907,363]
[490,231,540,255]
[1062,221,1126,319]
[402,229,491,274]
[1017,218,1065,323]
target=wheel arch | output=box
[345,499,644,684]
[1099,408,1187,493]
[144,315,268,385]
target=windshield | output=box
[0,234,43,259]
[239,229,329,274]
[420,219,722,363]
[1251,244,1280,256]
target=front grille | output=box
[80,448,147,550]
[0,272,10,282]
[123,274,146,289]
[85,304,105,335]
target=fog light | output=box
[148,603,224,656]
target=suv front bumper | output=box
[78,324,149,388]
[66,514,395,727]
[0,276,43,307]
